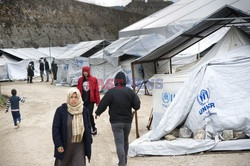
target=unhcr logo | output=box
[197,89,210,106]
[196,88,215,115]
[162,92,175,108]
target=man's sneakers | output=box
[15,121,20,129]
[92,128,97,135]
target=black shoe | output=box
[92,129,97,135]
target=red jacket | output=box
[77,66,100,104]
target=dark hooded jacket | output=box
[77,66,100,104]
[95,72,141,123]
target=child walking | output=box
[5,89,26,129]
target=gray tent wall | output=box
[129,34,250,157]
[89,34,169,91]
[57,40,110,59]
[55,57,89,86]
[119,0,250,85]
[150,26,250,130]
[0,46,70,81]
[119,0,250,38]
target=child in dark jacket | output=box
[5,89,25,129]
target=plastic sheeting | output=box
[128,28,250,156]
[129,45,250,157]
[119,0,250,37]
[6,59,40,81]
[89,34,168,89]
[150,27,250,130]
[57,40,108,59]
[55,57,89,86]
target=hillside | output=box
[0,0,145,48]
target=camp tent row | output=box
[118,0,250,156]
[0,40,109,83]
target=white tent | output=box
[0,46,71,81]
[150,26,250,129]
[89,34,167,91]
[119,0,250,38]
[128,28,250,156]
[55,57,89,86]
[126,1,250,83]
[57,40,110,59]
[0,41,103,82]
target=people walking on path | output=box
[77,66,100,135]
[52,88,92,166]
[5,89,26,129]
[95,72,141,166]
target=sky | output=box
[76,0,179,7]
[77,0,132,7]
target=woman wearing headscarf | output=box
[52,88,92,166]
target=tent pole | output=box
[131,63,140,138]
[170,58,172,74]
[154,61,157,74]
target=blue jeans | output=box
[11,111,21,126]
[111,123,131,166]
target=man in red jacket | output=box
[77,66,100,135]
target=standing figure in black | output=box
[44,58,50,82]
[27,61,34,83]
[39,59,45,82]
[51,58,58,81]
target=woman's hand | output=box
[57,146,64,153]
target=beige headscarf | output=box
[67,88,84,143]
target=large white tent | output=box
[120,0,250,38]
[129,39,250,157]
[57,40,110,59]
[89,34,167,91]
[0,40,107,82]
[125,0,250,157]
[151,26,250,129]
[120,0,250,83]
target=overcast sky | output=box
[76,0,179,7]
[77,0,132,7]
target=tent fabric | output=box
[89,34,167,89]
[127,2,250,67]
[55,57,89,86]
[150,26,250,131]
[57,40,109,59]
[172,27,229,72]
[6,59,40,81]
[128,26,250,156]
[119,0,250,38]
[129,45,250,157]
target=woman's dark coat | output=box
[52,103,92,161]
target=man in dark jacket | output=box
[95,72,140,166]
[39,59,45,82]
[44,58,50,82]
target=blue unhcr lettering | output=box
[199,103,215,115]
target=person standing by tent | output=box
[51,58,58,83]
[5,89,26,129]
[27,61,34,83]
[95,71,141,166]
[52,88,92,165]
[77,66,100,135]
[39,58,45,82]
[44,58,50,82]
